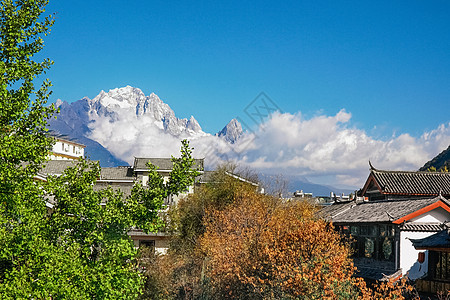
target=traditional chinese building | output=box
[321,164,450,282]
[410,228,450,293]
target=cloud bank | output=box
[88,109,450,189]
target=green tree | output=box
[0,0,58,296]
[0,1,200,297]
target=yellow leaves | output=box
[147,169,415,299]
[198,191,358,298]
[354,276,416,300]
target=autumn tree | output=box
[140,164,416,299]
[138,165,259,299]
[167,164,257,254]
[199,191,415,300]
[199,193,360,299]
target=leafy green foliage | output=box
[0,0,200,297]
[130,140,201,233]
[168,139,201,195]
[41,160,143,298]
[1,146,199,298]
[0,0,55,175]
[0,0,58,297]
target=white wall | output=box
[132,238,168,255]
[400,231,431,280]
[51,140,84,159]
[410,207,449,223]
[399,207,450,280]
[155,239,168,255]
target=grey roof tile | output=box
[38,160,78,176]
[198,170,215,183]
[133,157,204,171]
[197,171,259,186]
[410,229,450,249]
[370,169,450,196]
[93,182,134,197]
[400,222,446,232]
[321,196,448,224]
[100,167,135,180]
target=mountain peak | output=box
[187,115,202,132]
[78,86,207,137]
[217,118,243,144]
[49,86,244,168]
[91,86,147,111]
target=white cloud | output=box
[87,108,450,189]
[230,111,450,187]
[87,111,184,164]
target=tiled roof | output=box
[93,182,134,197]
[38,160,77,176]
[198,170,215,183]
[100,167,135,180]
[127,228,169,237]
[400,222,446,232]
[321,196,450,224]
[133,157,204,171]
[410,229,450,249]
[369,169,450,196]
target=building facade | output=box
[49,135,85,161]
[321,165,450,282]
[411,228,450,293]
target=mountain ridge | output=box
[48,86,355,196]
[419,144,450,171]
[49,86,242,166]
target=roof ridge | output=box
[134,157,173,160]
[404,221,443,225]
[372,169,450,175]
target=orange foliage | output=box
[200,192,359,299]
[141,171,417,299]
[356,277,417,300]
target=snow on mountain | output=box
[217,118,243,144]
[48,88,450,193]
[87,86,206,137]
[49,86,232,166]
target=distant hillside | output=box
[419,145,450,171]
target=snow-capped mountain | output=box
[87,86,205,137]
[49,86,241,166]
[48,86,361,195]
[217,118,243,144]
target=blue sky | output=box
[44,0,450,138]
